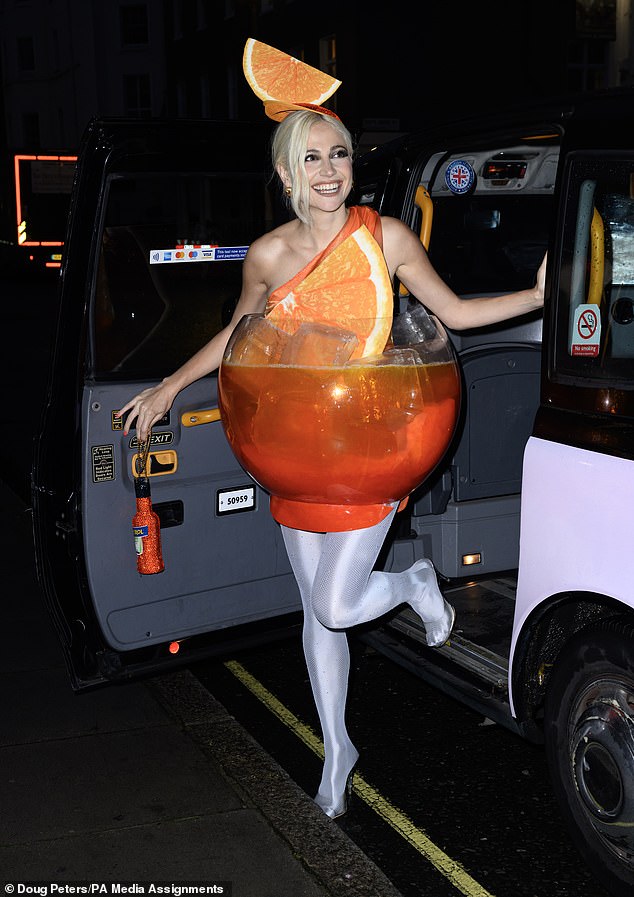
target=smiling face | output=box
[302,118,353,212]
[273,111,354,225]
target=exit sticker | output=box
[571,304,601,357]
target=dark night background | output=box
[0,9,630,896]
[0,0,627,253]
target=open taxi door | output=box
[31,118,301,690]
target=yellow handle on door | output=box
[130,450,178,477]
[399,184,434,296]
[181,408,222,427]
[415,184,433,251]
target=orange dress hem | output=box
[270,495,408,533]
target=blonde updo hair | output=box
[271,110,354,226]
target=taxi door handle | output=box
[588,207,604,306]
[415,184,433,251]
[400,184,433,297]
[130,450,178,476]
[181,408,222,427]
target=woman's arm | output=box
[381,216,546,331]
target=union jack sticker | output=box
[445,159,475,195]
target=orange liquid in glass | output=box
[219,360,460,507]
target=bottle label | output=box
[133,524,149,555]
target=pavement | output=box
[0,477,404,897]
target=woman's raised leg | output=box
[311,520,453,645]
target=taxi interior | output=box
[358,131,560,709]
[363,128,634,714]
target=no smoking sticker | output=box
[571,304,601,357]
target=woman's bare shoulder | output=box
[379,215,427,275]
[247,220,297,263]
[380,215,415,240]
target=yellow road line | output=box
[225,659,496,897]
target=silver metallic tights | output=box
[281,507,446,817]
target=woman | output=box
[117,107,545,820]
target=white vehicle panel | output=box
[510,435,634,713]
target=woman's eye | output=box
[304,148,349,163]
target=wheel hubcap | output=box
[570,679,634,861]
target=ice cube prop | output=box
[218,307,461,515]
[228,316,360,367]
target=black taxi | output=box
[32,91,634,896]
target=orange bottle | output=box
[132,477,164,574]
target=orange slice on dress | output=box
[243,38,341,105]
[266,225,393,360]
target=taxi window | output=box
[554,155,634,388]
[425,142,557,294]
[92,171,274,380]
[427,194,551,293]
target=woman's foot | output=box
[422,600,455,647]
[407,558,456,647]
[314,745,359,819]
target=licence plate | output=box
[216,485,256,515]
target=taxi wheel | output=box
[544,619,634,897]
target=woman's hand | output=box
[115,381,176,441]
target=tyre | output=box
[544,619,634,897]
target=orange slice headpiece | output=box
[243,38,342,122]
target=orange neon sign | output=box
[14,153,77,249]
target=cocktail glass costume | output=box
[220,40,459,818]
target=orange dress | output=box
[264,206,408,533]
[265,205,383,315]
